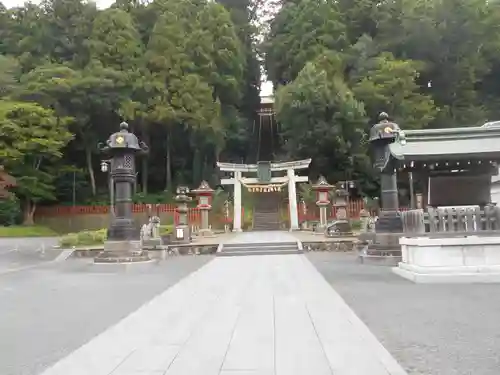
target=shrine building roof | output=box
[389,123,500,162]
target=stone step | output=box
[218,249,300,256]
[223,242,297,249]
[218,241,301,256]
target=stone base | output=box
[173,225,191,243]
[393,235,500,283]
[197,229,214,237]
[94,240,151,264]
[141,238,163,250]
[393,263,500,283]
[91,259,157,272]
[357,232,404,266]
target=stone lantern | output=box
[174,185,191,243]
[369,112,404,232]
[334,182,350,220]
[95,122,149,263]
[192,180,215,237]
[324,181,354,237]
[312,176,334,231]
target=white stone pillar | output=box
[287,168,299,231]
[233,171,242,232]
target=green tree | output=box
[87,8,143,71]
[275,54,367,180]
[377,0,500,127]
[0,100,72,224]
[0,56,21,98]
[16,63,129,196]
[41,0,97,67]
[146,8,220,190]
[265,0,347,85]
[347,37,437,128]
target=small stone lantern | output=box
[334,182,350,220]
[312,176,334,230]
[95,122,149,263]
[174,185,191,244]
[192,180,215,237]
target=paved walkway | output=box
[40,255,407,375]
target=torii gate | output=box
[217,159,311,231]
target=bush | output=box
[350,219,362,230]
[59,228,107,248]
[0,225,57,237]
[59,226,173,248]
[0,196,21,226]
[159,225,173,235]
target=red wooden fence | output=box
[37,200,368,220]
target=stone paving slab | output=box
[39,255,407,375]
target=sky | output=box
[3,0,275,96]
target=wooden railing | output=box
[401,206,500,235]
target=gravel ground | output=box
[307,251,500,375]
[0,255,213,375]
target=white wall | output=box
[491,184,500,205]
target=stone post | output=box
[233,171,242,232]
[287,168,300,230]
[95,122,149,263]
[224,200,231,233]
[312,176,334,231]
[300,198,308,230]
[174,186,191,243]
[192,180,215,237]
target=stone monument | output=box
[140,204,163,250]
[95,122,150,264]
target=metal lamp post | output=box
[94,122,149,264]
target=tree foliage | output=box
[2,0,500,214]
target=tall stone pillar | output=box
[233,171,242,232]
[287,168,299,230]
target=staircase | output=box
[218,241,301,256]
[252,192,281,231]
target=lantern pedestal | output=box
[95,240,150,263]
[316,202,329,231]
[94,122,150,264]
